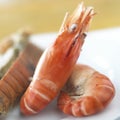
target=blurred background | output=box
[0,0,120,38]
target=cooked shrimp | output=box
[20,2,94,115]
[0,43,42,114]
[57,64,115,117]
[0,29,31,78]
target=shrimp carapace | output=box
[57,64,115,117]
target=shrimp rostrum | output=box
[20,3,94,115]
[57,64,115,117]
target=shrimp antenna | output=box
[58,12,69,34]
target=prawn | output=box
[20,2,94,115]
[0,43,42,114]
[0,29,31,78]
[0,30,42,114]
[57,64,115,117]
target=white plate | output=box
[1,28,120,120]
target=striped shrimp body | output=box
[0,43,42,114]
[57,64,115,117]
[20,3,94,115]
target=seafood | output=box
[0,29,30,79]
[57,64,115,117]
[0,34,42,114]
[20,3,94,115]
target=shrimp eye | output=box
[69,23,78,32]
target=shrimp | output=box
[0,43,42,114]
[20,2,94,115]
[57,64,115,117]
[0,29,31,78]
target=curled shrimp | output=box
[20,3,94,115]
[57,64,115,117]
